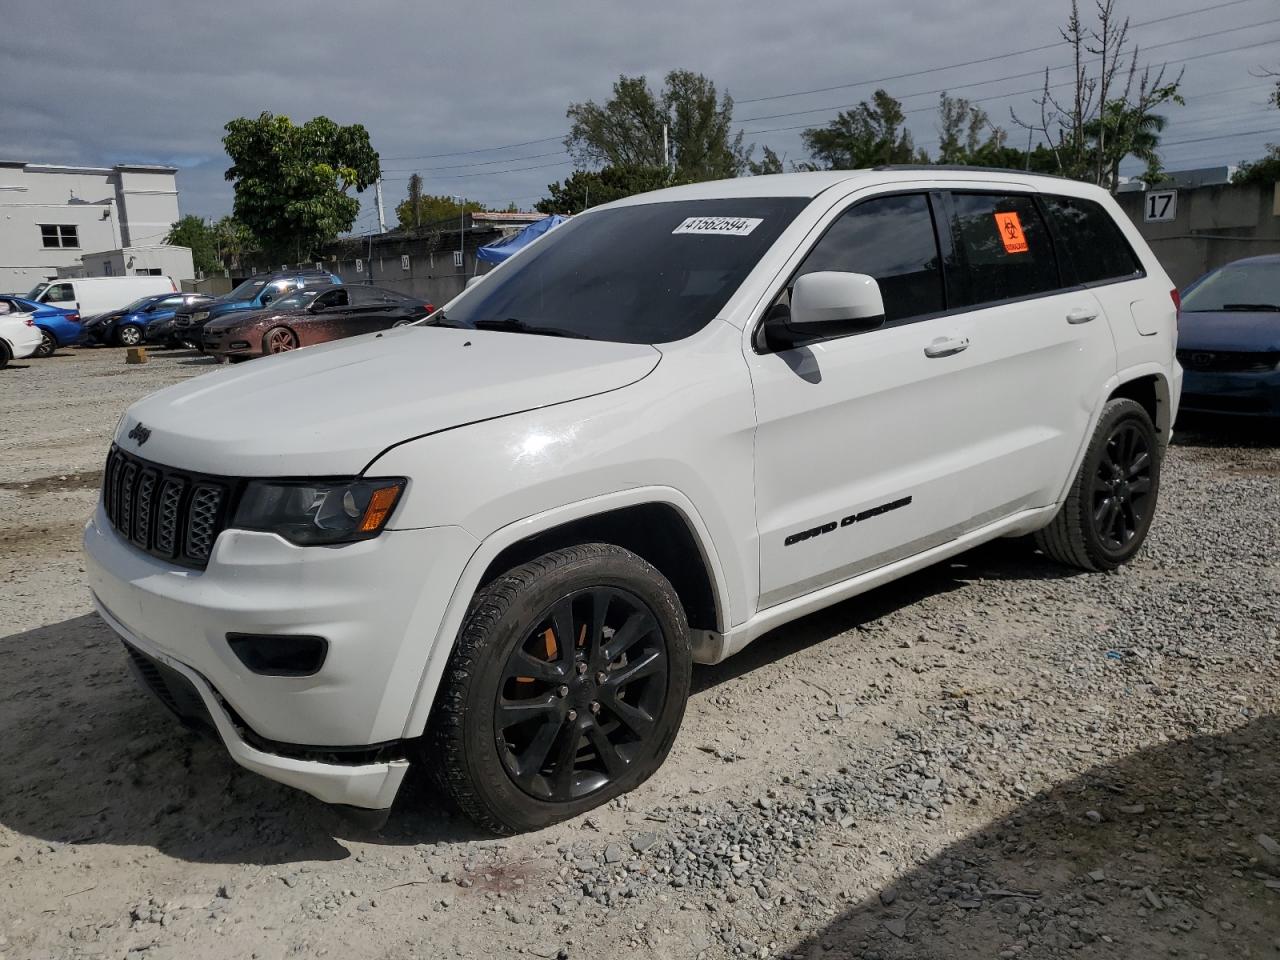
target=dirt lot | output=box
[1,347,1278,960]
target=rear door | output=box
[939,189,1116,516]
[345,286,396,334]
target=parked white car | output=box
[26,275,176,317]
[84,169,1181,833]
[0,311,43,366]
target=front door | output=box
[748,191,987,609]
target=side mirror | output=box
[763,271,885,351]
[465,275,484,289]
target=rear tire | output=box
[34,330,56,358]
[0,341,10,369]
[1035,398,1161,571]
[425,543,692,834]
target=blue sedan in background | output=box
[1177,254,1280,419]
[0,295,82,357]
[83,291,213,347]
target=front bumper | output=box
[99,602,409,810]
[84,503,478,809]
[1179,367,1280,418]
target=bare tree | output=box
[1013,0,1183,190]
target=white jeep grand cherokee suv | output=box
[85,169,1181,833]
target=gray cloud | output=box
[8,0,1278,230]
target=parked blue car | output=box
[1176,255,1280,419]
[0,294,83,357]
[84,292,214,347]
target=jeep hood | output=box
[116,326,661,476]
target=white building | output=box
[0,160,187,292]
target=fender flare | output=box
[397,485,733,740]
[1053,362,1174,506]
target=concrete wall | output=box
[1116,182,1280,287]
[315,225,503,306]
[0,161,179,293]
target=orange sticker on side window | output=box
[994,211,1029,254]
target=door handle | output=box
[924,336,970,358]
[1066,306,1099,324]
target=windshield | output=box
[269,290,317,312]
[1182,261,1280,312]
[26,283,49,301]
[442,198,808,343]
[227,277,267,301]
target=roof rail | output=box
[872,163,1076,182]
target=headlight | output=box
[232,478,405,545]
[192,311,210,322]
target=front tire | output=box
[425,543,692,834]
[116,325,143,347]
[1035,398,1161,571]
[264,326,298,354]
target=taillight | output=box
[424,303,434,312]
[24,318,35,327]
[1169,288,1180,311]
[68,312,80,322]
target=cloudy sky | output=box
[8,0,1278,233]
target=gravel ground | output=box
[1,346,1277,960]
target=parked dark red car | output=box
[200,285,434,361]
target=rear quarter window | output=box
[1042,195,1144,285]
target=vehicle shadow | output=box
[0,613,483,865]
[780,713,1280,959]
[694,536,1080,694]
[1173,413,1280,449]
[0,538,1082,864]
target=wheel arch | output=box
[1107,371,1171,439]
[398,487,731,740]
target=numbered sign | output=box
[400,254,410,271]
[355,258,363,274]
[1144,190,1177,223]
[453,250,464,268]
[315,262,323,271]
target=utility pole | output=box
[662,124,670,175]
[374,179,387,234]
[453,195,465,273]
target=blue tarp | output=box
[475,215,569,264]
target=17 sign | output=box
[1144,190,1177,223]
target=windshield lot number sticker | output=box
[994,212,1029,254]
[673,216,762,237]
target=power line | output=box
[379,159,573,183]
[381,134,567,163]
[381,149,570,174]
[735,19,1280,126]
[734,0,1266,105]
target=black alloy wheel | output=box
[1035,397,1162,571]
[1091,421,1153,551]
[427,543,692,834]
[495,586,669,802]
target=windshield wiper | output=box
[473,318,590,339]
[1221,303,1280,312]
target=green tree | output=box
[394,191,486,229]
[164,215,220,276]
[1012,0,1182,190]
[223,112,379,260]
[1232,146,1280,186]
[566,70,749,182]
[536,165,673,214]
[212,216,254,269]
[800,90,924,169]
[747,145,784,176]
[936,93,1008,164]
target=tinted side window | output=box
[1042,195,1143,285]
[794,193,944,323]
[949,193,1060,305]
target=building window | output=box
[103,261,114,276]
[135,268,162,276]
[39,224,80,249]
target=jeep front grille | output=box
[102,445,234,569]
